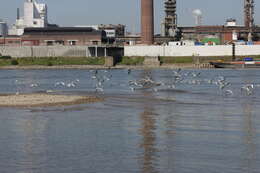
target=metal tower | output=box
[161,0,177,37]
[244,0,254,41]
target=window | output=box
[46,41,53,46]
[92,41,99,45]
[68,41,77,46]
[55,40,64,45]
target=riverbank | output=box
[1,55,259,70]
[0,63,213,70]
[0,93,103,107]
[0,56,105,66]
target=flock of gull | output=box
[13,68,260,97]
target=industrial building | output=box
[98,24,125,38]
[76,24,125,44]
[176,0,260,44]
[179,20,260,45]
[0,19,8,37]
[0,36,21,46]
[9,0,48,35]
[0,0,123,46]
[161,0,177,37]
[21,27,105,46]
[1,27,105,47]
[76,24,125,38]
[138,0,260,45]
[1,0,260,48]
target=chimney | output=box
[17,8,20,20]
[141,0,154,45]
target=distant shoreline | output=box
[0,64,213,70]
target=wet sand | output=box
[0,93,102,107]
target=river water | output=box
[0,69,259,173]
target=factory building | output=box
[9,0,48,35]
[0,26,105,46]
[2,0,259,47]
[0,19,8,37]
[76,24,125,37]
[0,36,21,46]
[179,18,260,45]
[76,24,125,44]
[98,24,125,38]
[99,24,125,44]
[21,27,105,46]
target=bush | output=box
[0,56,12,60]
[13,57,105,66]
[159,56,193,64]
[11,59,19,65]
[119,56,144,65]
[47,62,53,66]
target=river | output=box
[0,69,259,173]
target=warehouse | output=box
[21,27,106,46]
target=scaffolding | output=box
[244,0,254,41]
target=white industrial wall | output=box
[124,45,260,57]
[0,46,119,58]
[1,45,260,58]
[0,46,88,57]
[236,45,260,56]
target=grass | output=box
[159,56,193,64]
[0,57,105,66]
[118,56,144,65]
[159,55,260,64]
[1,55,260,67]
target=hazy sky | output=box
[1,0,259,33]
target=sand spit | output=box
[0,93,102,107]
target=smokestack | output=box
[141,0,154,45]
[17,8,20,20]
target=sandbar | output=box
[0,93,102,107]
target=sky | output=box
[1,0,259,34]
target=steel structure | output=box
[244,0,254,28]
[161,0,177,37]
[244,0,254,41]
[141,0,154,45]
